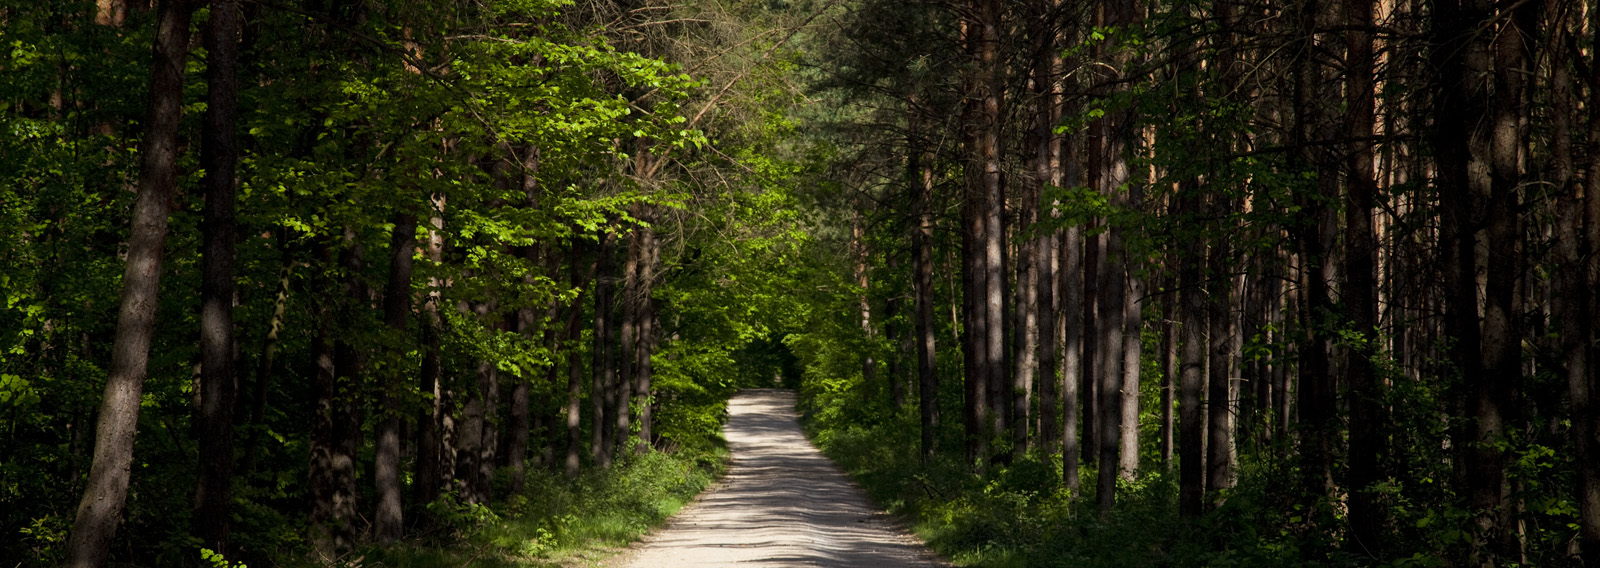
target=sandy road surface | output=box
[607,389,946,568]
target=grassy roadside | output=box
[320,446,726,568]
[803,413,1315,568]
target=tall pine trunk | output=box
[593,229,616,466]
[635,217,658,454]
[374,208,416,542]
[1177,181,1207,518]
[1342,0,1383,553]
[66,1,196,564]
[195,0,242,555]
[1575,3,1600,551]
[414,198,447,507]
[910,100,939,460]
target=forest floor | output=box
[599,389,947,568]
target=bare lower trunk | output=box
[1343,0,1383,553]
[312,233,367,556]
[374,209,417,542]
[1119,270,1142,480]
[593,230,616,466]
[911,120,939,459]
[566,239,597,476]
[1577,4,1600,552]
[1177,183,1206,518]
[241,239,292,474]
[66,2,195,564]
[414,201,446,506]
[853,209,876,404]
[194,0,242,554]
[1205,232,1235,504]
[1159,288,1176,468]
[308,313,356,561]
[617,228,639,454]
[1061,224,1083,493]
[635,220,658,454]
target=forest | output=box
[2,0,1598,566]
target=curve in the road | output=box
[609,388,946,568]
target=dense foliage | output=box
[8,0,1600,566]
[1,0,821,565]
[787,0,1600,566]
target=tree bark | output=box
[311,232,366,557]
[971,0,1008,465]
[959,9,992,468]
[617,225,639,454]
[1206,216,1235,505]
[374,209,416,542]
[911,102,939,460]
[66,2,196,564]
[1293,0,1337,511]
[194,0,242,555]
[241,237,293,474]
[1476,1,1532,561]
[414,197,447,506]
[886,253,905,409]
[1576,2,1600,553]
[308,301,354,561]
[1342,0,1383,554]
[593,229,616,466]
[1159,287,1176,468]
[566,238,597,476]
[1177,181,1207,519]
[854,208,876,403]
[635,216,658,454]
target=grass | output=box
[804,413,1322,568]
[314,446,727,568]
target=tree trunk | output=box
[1119,270,1142,481]
[566,238,597,476]
[1576,3,1600,553]
[374,208,416,542]
[1177,181,1207,519]
[241,238,293,474]
[911,104,939,459]
[414,197,447,506]
[308,303,355,561]
[959,7,992,468]
[854,208,876,403]
[1082,224,1100,469]
[1095,235,1126,510]
[1061,223,1083,493]
[886,253,905,409]
[1294,0,1337,510]
[313,232,367,555]
[1472,1,1531,560]
[1206,218,1235,505]
[194,0,242,555]
[1159,287,1176,468]
[66,2,195,564]
[593,229,616,466]
[635,217,658,454]
[1342,0,1383,554]
[972,0,1008,465]
[617,226,639,454]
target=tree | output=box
[65,1,197,564]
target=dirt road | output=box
[607,389,946,568]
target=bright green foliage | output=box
[0,0,823,565]
[360,448,723,568]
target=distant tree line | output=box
[808,0,1600,563]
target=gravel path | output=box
[607,388,946,568]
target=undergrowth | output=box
[315,446,726,568]
[805,413,1338,568]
